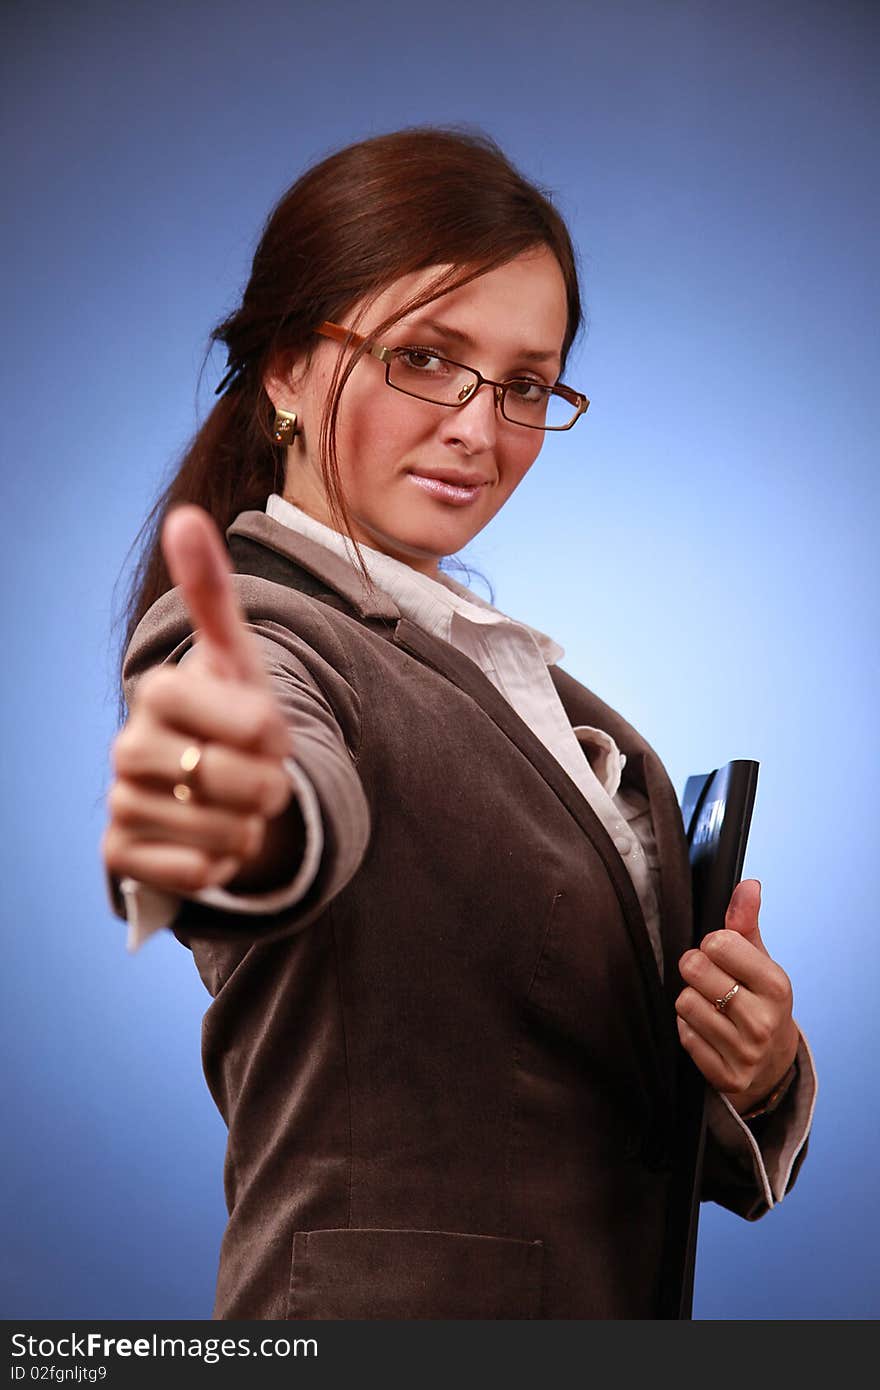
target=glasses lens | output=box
[503,383,579,430]
[387,350,479,404]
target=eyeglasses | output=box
[314,321,589,431]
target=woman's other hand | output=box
[102,505,297,897]
[675,879,800,1115]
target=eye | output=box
[395,346,449,374]
[505,378,549,404]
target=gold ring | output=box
[172,743,203,803]
[714,982,740,1013]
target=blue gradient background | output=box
[2,0,877,1320]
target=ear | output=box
[263,348,308,413]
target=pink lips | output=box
[407,472,487,506]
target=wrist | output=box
[728,1057,799,1121]
[223,796,305,895]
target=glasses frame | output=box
[314,320,589,431]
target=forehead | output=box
[353,248,568,353]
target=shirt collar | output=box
[265,494,564,664]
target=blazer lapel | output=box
[548,666,694,1008]
[640,755,694,1006]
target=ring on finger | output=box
[172,743,203,803]
[714,982,740,1013]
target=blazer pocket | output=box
[287,1227,544,1319]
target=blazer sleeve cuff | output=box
[701,1028,817,1219]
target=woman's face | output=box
[267,245,569,578]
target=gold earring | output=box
[273,409,299,444]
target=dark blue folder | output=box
[659,759,760,1318]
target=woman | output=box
[103,127,815,1319]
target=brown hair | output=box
[114,125,583,718]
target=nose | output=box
[440,381,500,454]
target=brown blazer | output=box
[115,509,805,1319]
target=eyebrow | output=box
[393,316,561,366]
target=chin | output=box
[405,527,476,561]
[360,514,471,561]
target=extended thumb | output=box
[725,878,762,942]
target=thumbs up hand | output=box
[675,879,801,1115]
[102,506,298,897]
